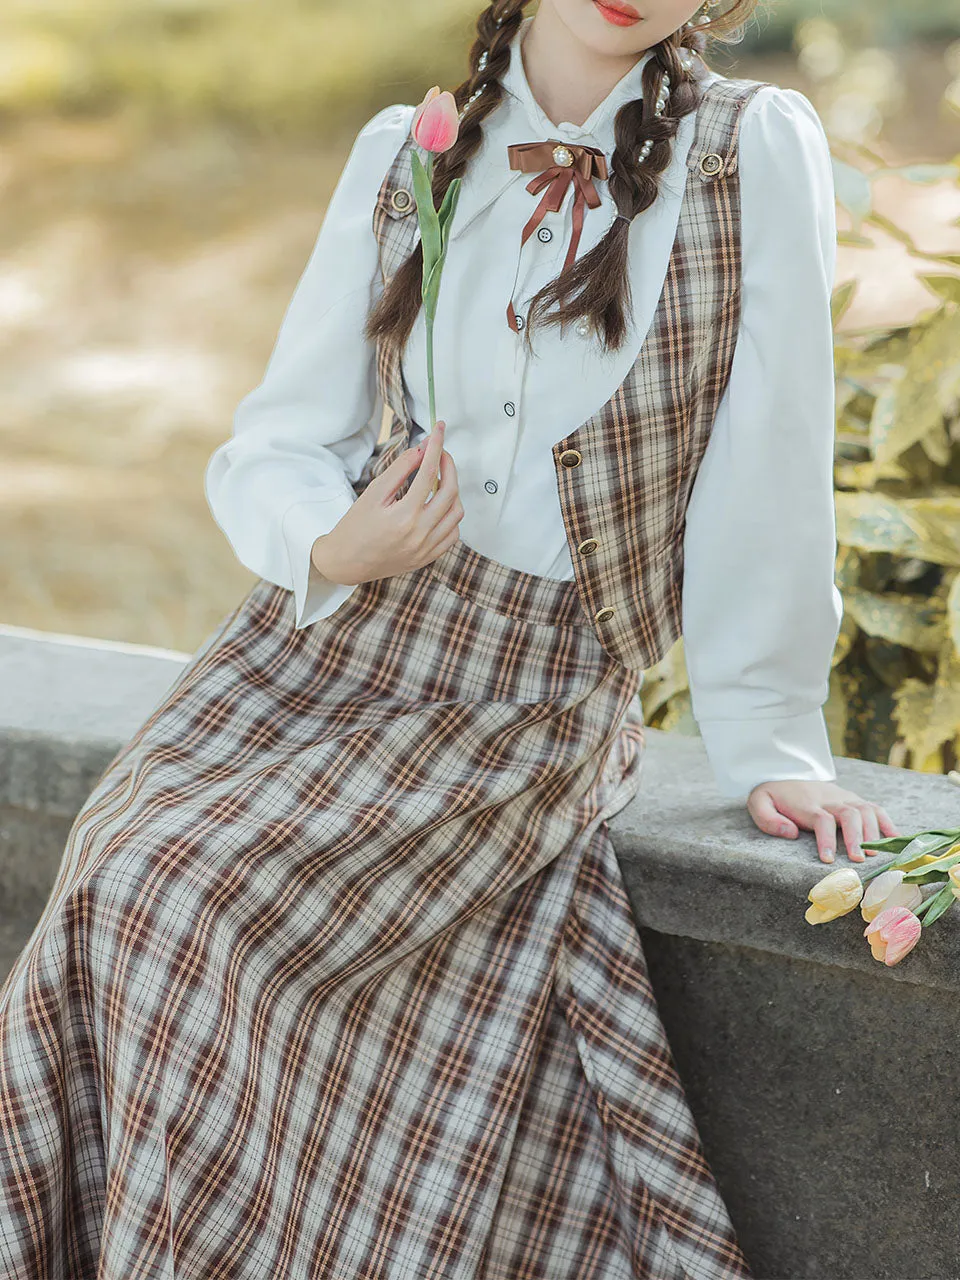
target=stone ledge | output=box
[0,622,190,743]
[2,620,955,987]
[607,732,960,992]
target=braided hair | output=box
[364,0,760,357]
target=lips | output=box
[593,0,641,24]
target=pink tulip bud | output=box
[863,904,922,966]
[411,86,460,154]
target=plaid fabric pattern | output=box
[0,536,751,1278]
[0,73,759,1278]
[367,76,771,672]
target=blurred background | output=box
[1,0,959,774]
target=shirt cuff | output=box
[696,708,838,800]
[281,490,362,629]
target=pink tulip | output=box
[863,904,922,966]
[411,86,460,154]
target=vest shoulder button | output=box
[559,449,582,468]
[594,606,616,623]
[577,538,599,555]
[390,187,413,212]
[698,152,724,177]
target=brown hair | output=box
[364,0,760,359]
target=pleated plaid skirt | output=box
[0,536,753,1279]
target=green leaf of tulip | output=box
[422,255,444,312]
[918,884,957,927]
[860,831,960,885]
[410,150,442,278]
[862,828,960,855]
[901,848,960,881]
[860,835,920,853]
[437,176,461,236]
[889,830,959,864]
[436,189,460,301]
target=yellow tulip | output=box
[860,868,923,922]
[949,865,960,902]
[805,866,864,925]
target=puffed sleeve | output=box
[680,86,845,800]
[204,102,415,629]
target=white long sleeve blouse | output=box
[204,16,844,800]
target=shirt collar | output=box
[446,15,655,241]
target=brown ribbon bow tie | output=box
[505,139,609,333]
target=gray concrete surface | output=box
[2,619,959,1279]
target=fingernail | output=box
[779,825,791,837]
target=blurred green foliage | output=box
[1,0,958,136]
[0,0,480,135]
[748,0,960,48]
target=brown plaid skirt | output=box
[0,538,752,1279]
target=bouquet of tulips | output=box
[804,827,960,966]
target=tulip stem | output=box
[424,150,437,431]
[860,859,901,885]
[426,312,437,431]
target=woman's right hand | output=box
[309,420,464,587]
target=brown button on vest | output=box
[358,76,772,673]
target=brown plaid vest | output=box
[357,76,772,673]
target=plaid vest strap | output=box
[354,137,424,497]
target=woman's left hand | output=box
[746,780,900,864]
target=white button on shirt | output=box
[204,15,844,800]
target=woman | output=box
[0,0,898,1276]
